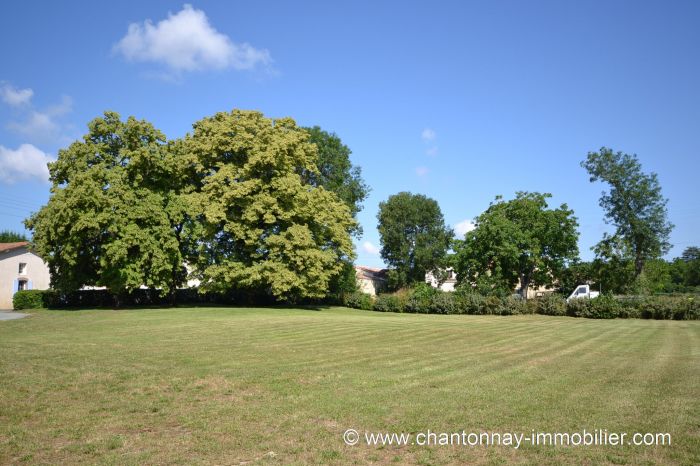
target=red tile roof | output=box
[0,241,29,253]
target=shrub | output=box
[498,296,528,315]
[616,297,642,319]
[13,290,54,310]
[482,296,504,315]
[373,294,402,313]
[404,283,438,313]
[638,295,699,320]
[566,295,620,319]
[453,290,485,314]
[343,291,373,310]
[534,294,567,316]
[428,292,457,314]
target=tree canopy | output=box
[26,110,358,303]
[377,192,453,288]
[582,147,673,276]
[183,110,357,301]
[26,112,186,299]
[454,192,579,298]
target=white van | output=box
[567,284,600,302]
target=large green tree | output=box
[183,110,356,301]
[582,147,673,276]
[454,192,579,298]
[26,112,187,300]
[377,192,453,288]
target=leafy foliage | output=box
[679,246,700,287]
[454,192,579,298]
[343,287,698,320]
[302,126,369,225]
[0,230,28,242]
[589,235,637,294]
[184,110,357,301]
[557,260,596,297]
[12,290,50,310]
[377,192,453,289]
[26,112,186,298]
[373,294,402,313]
[582,147,673,276]
[533,294,567,316]
[343,291,373,310]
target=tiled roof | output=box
[355,265,388,281]
[0,241,29,253]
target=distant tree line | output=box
[0,230,28,242]
[376,147,680,298]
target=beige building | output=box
[354,266,388,296]
[0,242,51,309]
[425,268,458,292]
[426,268,554,298]
[515,282,555,299]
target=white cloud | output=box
[454,219,476,236]
[114,4,271,73]
[426,146,438,157]
[421,128,436,141]
[415,166,429,177]
[5,94,73,146]
[0,83,33,107]
[0,144,54,184]
[362,241,380,255]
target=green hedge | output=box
[13,290,54,310]
[11,288,281,309]
[342,291,373,310]
[342,287,699,320]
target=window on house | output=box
[19,263,27,274]
[18,280,28,291]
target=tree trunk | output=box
[634,253,644,277]
[520,274,530,300]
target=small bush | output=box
[13,290,54,310]
[534,294,567,316]
[343,291,373,310]
[566,295,620,319]
[453,290,485,314]
[373,294,402,313]
[404,283,438,313]
[428,292,457,314]
[482,296,503,315]
[498,296,528,315]
[638,295,698,320]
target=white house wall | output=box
[0,248,51,309]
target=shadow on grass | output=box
[39,303,338,312]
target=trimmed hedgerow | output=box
[12,290,55,310]
[343,291,373,310]
[373,294,402,313]
[342,286,699,320]
[427,292,457,314]
[533,294,567,316]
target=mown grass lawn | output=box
[0,307,698,465]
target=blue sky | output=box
[0,0,698,268]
